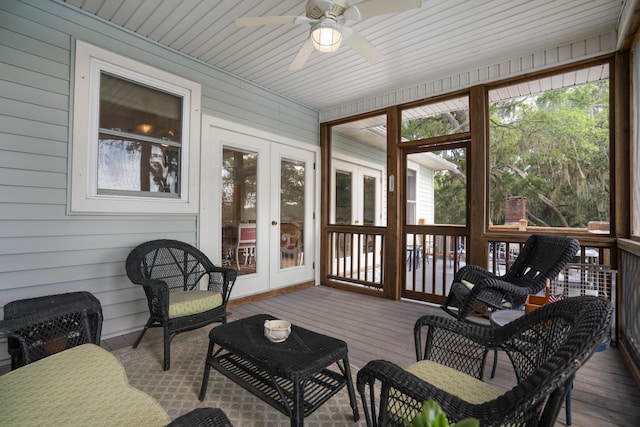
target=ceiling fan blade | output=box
[235,15,298,26]
[343,29,383,64]
[289,38,315,71]
[345,0,422,20]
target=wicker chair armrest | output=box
[132,278,171,315]
[414,313,492,342]
[357,359,481,426]
[472,277,530,295]
[205,266,238,301]
[0,319,27,346]
[465,277,530,309]
[166,407,233,427]
[453,264,499,282]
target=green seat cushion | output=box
[169,290,223,319]
[0,344,170,427]
[405,360,502,405]
[461,279,512,309]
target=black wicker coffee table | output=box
[198,314,359,426]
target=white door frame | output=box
[200,115,320,298]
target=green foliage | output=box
[415,79,610,228]
[487,80,609,228]
[410,400,479,427]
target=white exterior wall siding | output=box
[0,0,318,359]
[417,165,435,225]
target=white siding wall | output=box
[417,165,435,224]
[0,0,318,358]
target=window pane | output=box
[406,169,416,224]
[402,96,470,140]
[488,64,610,232]
[100,73,182,142]
[97,137,180,195]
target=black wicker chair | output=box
[126,239,237,371]
[1,291,103,369]
[357,296,612,427]
[442,234,580,320]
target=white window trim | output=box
[69,40,201,214]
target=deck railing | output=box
[619,246,640,378]
[324,228,618,307]
[403,230,468,304]
[326,226,385,290]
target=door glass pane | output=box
[335,171,352,225]
[363,175,376,225]
[221,148,257,275]
[280,159,305,268]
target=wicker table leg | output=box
[199,340,216,401]
[341,355,360,422]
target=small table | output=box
[199,314,360,426]
[489,309,524,378]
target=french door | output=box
[200,116,317,298]
[331,158,382,226]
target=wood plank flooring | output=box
[224,285,640,427]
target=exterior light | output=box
[310,19,343,53]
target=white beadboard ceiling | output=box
[62,0,624,117]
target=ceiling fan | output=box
[235,0,423,71]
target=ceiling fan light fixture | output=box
[310,19,343,53]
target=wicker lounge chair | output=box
[441,233,580,320]
[357,296,613,427]
[126,239,237,370]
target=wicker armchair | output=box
[126,239,237,371]
[357,296,612,427]
[1,291,103,369]
[442,234,580,320]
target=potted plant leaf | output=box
[411,400,479,427]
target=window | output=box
[70,41,201,213]
[406,168,417,224]
[401,95,470,227]
[488,62,610,232]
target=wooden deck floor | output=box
[225,285,640,427]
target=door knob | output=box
[272,221,278,225]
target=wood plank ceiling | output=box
[62,0,623,114]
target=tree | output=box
[488,81,609,228]
[400,80,610,229]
